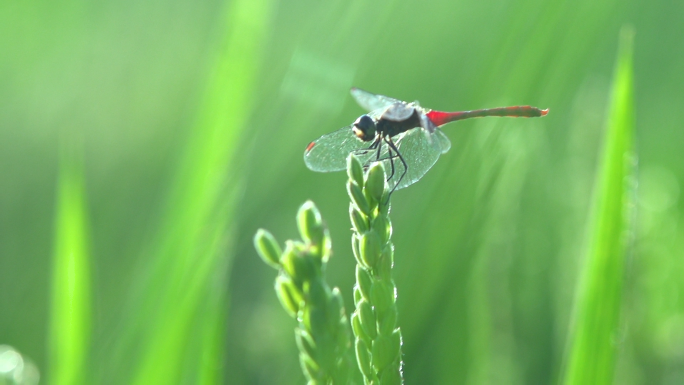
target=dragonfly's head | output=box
[352,114,376,142]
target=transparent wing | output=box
[376,127,452,191]
[350,88,403,112]
[304,125,369,172]
[383,103,415,122]
[431,128,451,154]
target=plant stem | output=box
[254,202,353,384]
[346,155,404,384]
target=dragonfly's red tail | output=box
[427,106,548,127]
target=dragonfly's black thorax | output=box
[376,110,422,138]
[352,106,423,142]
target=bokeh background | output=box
[1,0,682,384]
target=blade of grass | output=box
[562,26,636,385]
[126,0,273,383]
[49,138,91,385]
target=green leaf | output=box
[371,334,398,372]
[562,26,636,385]
[128,0,274,383]
[297,201,325,249]
[348,181,371,216]
[254,229,282,269]
[377,245,394,280]
[353,285,363,305]
[351,313,370,346]
[350,205,369,233]
[308,278,330,305]
[300,352,321,381]
[328,288,345,330]
[352,235,365,268]
[347,154,365,187]
[371,215,391,245]
[365,162,387,204]
[281,241,316,281]
[359,232,382,268]
[370,281,394,314]
[378,363,402,385]
[377,306,398,337]
[275,275,303,318]
[355,339,373,379]
[49,142,91,385]
[358,299,378,339]
[295,329,318,362]
[356,265,373,302]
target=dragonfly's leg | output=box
[351,138,380,163]
[385,137,407,196]
[351,137,383,171]
[376,148,401,162]
[374,136,384,161]
[372,140,400,181]
[386,145,396,180]
[352,148,373,158]
[375,136,399,182]
[366,136,383,171]
[371,135,397,180]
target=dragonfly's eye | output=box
[352,115,376,141]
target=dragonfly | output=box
[304,88,548,194]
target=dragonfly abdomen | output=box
[427,106,548,126]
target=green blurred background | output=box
[1,0,682,383]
